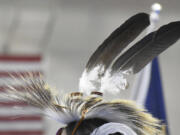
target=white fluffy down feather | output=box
[79,65,129,95]
[100,70,128,94]
[79,65,104,95]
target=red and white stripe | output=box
[0,55,44,135]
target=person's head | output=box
[56,118,123,135]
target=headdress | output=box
[2,12,180,135]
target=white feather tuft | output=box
[100,70,128,94]
[79,65,104,94]
[79,65,131,95]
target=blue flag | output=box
[145,58,169,134]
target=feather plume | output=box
[112,21,180,74]
[86,13,150,72]
[79,13,150,94]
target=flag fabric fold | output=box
[145,58,169,134]
[131,58,169,135]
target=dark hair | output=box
[64,118,123,135]
[109,133,123,135]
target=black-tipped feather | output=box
[86,13,150,72]
[112,21,180,74]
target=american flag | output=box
[0,55,44,135]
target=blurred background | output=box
[0,0,179,135]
